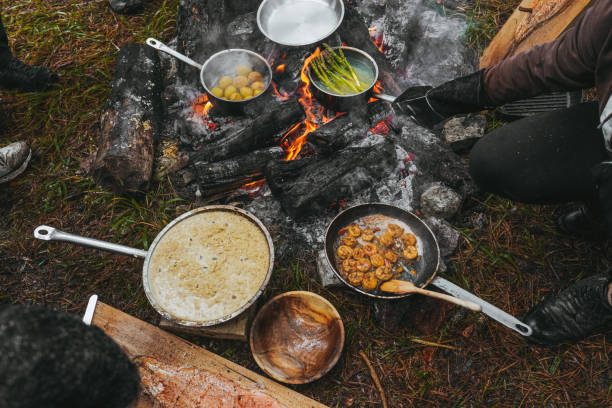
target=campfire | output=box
[99,0,477,255]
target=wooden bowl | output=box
[250,291,344,384]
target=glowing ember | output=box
[275,64,285,73]
[368,81,384,103]
[270,81,290,101]
[369,26,385,54]
[370,119,390,135]
[192,94,218,130]
[280,47,342,161]
[241,179,266,195]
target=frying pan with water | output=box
[324,203,533,336]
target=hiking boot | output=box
[557,206,608,239]
[523,271,612,345]
[0,57,58,92]
[0,141,31,183]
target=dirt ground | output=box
[1,1,611,407]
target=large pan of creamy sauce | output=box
[143,206,274,327]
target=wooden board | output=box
[91,301,328,408]
[480,0,592,68]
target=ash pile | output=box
[94,0,482,267]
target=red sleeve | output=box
[483,0,612,106]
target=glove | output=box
[522,271,612,345]
[393,70,494,129]
[592,160,612,237]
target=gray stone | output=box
[424,216,460,257]
[109,0,147,14]
[420,182,462,219]
[395,118,476,208]
[442,115,486,152]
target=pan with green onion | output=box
[306,45,396,112]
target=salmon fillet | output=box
[135,356,286,408]
[514,0,572,42]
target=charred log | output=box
[193,146,284,195]
[307,101,393,153]
[265,139,396,218]
[337,6,403,95]
[176,0,270,87]
[307,113,365,154]
[93,43,162,195]
[189,98,303,164]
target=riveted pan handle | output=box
[146,38,203,70]
[34,226,148,259]
[431,276,533,336]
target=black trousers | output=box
[469,102,608,206]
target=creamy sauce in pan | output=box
[148,211,270,322]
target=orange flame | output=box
[369,26,385,54]
[280,48,342,161]
[270,81,290,101]
[192,94,218,130]
[368,81,384,103]
[275,64,285,73]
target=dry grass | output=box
[0,0,611,407]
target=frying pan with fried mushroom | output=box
[324,203,533,336]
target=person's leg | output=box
[0,14,58,91]
[469,102,612,345]
[469,101,607,204]
[470,101,609,237]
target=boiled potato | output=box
[235,64,252,76]
[251,80,265,91]
[210,87,224,98]
[229,93,243,101]
[247,71,263,84]
[253,89,263,96]
[240,87,253,99]
[218,76,233,89]
[224,85,237,98]
[233,75,248,88]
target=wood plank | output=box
[92,301,328,408]
[480,0,592,68]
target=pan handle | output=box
[371,92,396,103]
[431,276,533,337]
[146,38,203,70]
[34,226,148,259]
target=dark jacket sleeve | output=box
[483,0,612,108]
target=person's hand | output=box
[592,160,612,236]
[392,70,494,129]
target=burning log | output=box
[337,6,403,95]
[189,99,304,164]
[193,146,284,195]
[93,43,162,195]
[307,101,393,153]
[265,139,396,218]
